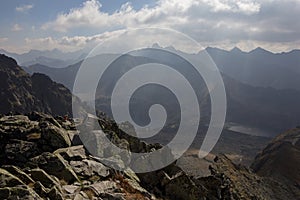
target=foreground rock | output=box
[0,113,154,199]
[0,113,298,199]
[251,127,300,198]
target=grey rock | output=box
[27,111,62,128]
[63,184,80,194]
[74,191,91,200]
[54,145,88,161]
[83,159,110,178]
[40,122,71,150]
[30,152,80,184]
[88,181,119,196]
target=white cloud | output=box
[42,0,110,32]
[12,24,23,32]
[23,32,123,52]
[41,0,261,32]
[16,4,34,13]
[33,0,300,52]
[201,0,260,13]
[22,29,300,54]
[236,1,260,14]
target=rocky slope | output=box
[0,112,297,200]
[0,112,157,199]
[251,127,300,197]
[0,54,76,116]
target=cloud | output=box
[16,4,34,13]
[41,0,109,32]
[42,0,261,32]
[36,0,300,52]
[22,29,300,54]
[11,24,23,32]
[23,31,123,52]
[201,0,260,13]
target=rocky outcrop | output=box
[0,54,78,116]
[198,155,297,200]
[251,127,300,198]
[0,113,155,199]
[0,112,208,199]
[0,112,298,199]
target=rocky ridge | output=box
[251,127,300,197]
[0,112,298,200]
[0,54,78,116]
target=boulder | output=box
[54,145,88,161]
[63,184,80,194]
[68,159,110,180]
[39,122,71,150]
[27,112,61,128]
[55,146,110,180]
[87,180,120,196]
[0,115,38,141]
[29,152,79,184]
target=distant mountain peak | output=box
[230,47,243,53]
[204,46,229,54]
[250,47,272,54]
[151,43,177,51]
[152,43,162,49]
[28,49,43,54]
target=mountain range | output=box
[206,47,300,91]
[5,46,300,91]
[0,50,299,199]
[19,47,300,136]
[0,48,87,68]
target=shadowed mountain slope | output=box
[0,54,77,116]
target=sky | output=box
[0,0,300,53]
